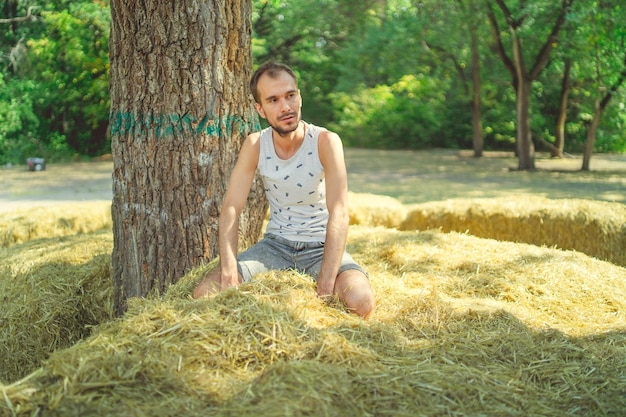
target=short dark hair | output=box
[250,61,298,103]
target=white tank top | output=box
[258,122,328,242]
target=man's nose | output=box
[279,98,291,112]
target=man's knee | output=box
[351,287,376,318]
[336,270,375,319]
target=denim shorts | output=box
[237,233,366,282]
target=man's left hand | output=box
[316,276,335,300]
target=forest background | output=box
[0,0,624,166]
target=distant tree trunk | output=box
[470,17,483,158]
[582,54,626,171]
[515,78,535,169]
[511,32,535,170]
[109,0,267,315]
[581,100,603,171]
[553,58,572,158]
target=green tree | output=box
[328,2,463,149]
[574,0,626,170]
[0,73,40,162]
[252,0,382,125]
[413,0,487,156]
[0,1,40,164]
[486,0,575,170]
[24,2,110,157]
[0,0,111,164]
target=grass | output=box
[345,148,626,204]
[1,148,625,212]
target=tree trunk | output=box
[515,77,535,170]
[553,58,572,158]
[510,25,535,171]
[470,20,483,158]
[109,0,267,315]
[581,100,602,171]
[582,52,626,171]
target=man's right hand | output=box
[219,269,242,291]
[192,267,241,298]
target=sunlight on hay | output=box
[400,196,626,267]
[1,222,625,416]
[348,192,407,228]
[0,202,112,247]
[347,226,626,336]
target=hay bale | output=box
[2,226,626,416]
[348,192,407,228]
[400,196,626,267]
[0,202,112,247]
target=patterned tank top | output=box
[257,122,328,242]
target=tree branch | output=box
[598,50,626,111]
[486,1,517,88]
[533,133,575,158]
[0,6,38,24]
[529,0,575,80]
[423,39,470,96]
[493,0,524,28]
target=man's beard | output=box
[270,113,300,136]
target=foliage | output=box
[0,73,39,163]
[0,0,624,164]
[0,0,110,165]
[24,2,111,157]
[329,74,455,149]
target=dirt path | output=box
[0,161,114,214]
[2,150,625,214]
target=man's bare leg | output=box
[333,270,376,319]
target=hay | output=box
[0,202,112,247]
[0,230,113,383]
[2,224,626,416]
[400,196,626,267]
[347,226,626,336]
[348,192,407,228]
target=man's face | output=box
[254,71,302,135]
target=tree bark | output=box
[581,99,603,171]
[515,77,535,170]
[109,0,267,315]
[553,58,572,158]
[470,20,483,158]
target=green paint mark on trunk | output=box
[109,112,260,139]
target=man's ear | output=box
[255,102,266,119]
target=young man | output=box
[193,62,375,319]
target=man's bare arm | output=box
[217,133,260,287]
[317,130,349,298]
